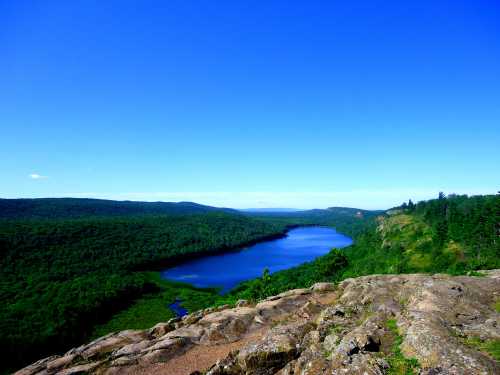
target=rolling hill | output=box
[0,198,236,219]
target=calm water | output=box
[168,298,188,316]
[161,226,353,293]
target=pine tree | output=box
[408,199,415,211]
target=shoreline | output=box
[161,224,348,317]
[141,223,323,272]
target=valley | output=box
[2,193,499,374]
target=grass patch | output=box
[467,270,487,277]
[408,253,432,270]
[91,290,176,338]
[398,297,409,309]
[482,340,500,361]
[327,323,344,336]
[175,284,221,312]
[463,337,500,361]
[91,272,220,339]
[386,319,420,375]
[494,300,500,313]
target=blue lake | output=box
[161,226,353,293]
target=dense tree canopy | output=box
[0,198,236,219]
[0,212,283,372]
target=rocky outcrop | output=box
[16,271,500,375]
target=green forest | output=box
[0,211,284,372]
[1,194,498,373]
[0,197,237,219]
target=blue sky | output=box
[1,0,499,209]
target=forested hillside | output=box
[0,198,235,219]
[0,212,282,372]
[342,194,499,277]
[223,194,499,302]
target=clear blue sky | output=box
[1,0,499,209]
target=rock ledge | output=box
[16,271,500,375]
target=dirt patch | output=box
[130,328,266,375]
[314,292,338,306]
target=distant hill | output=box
[244,206,381,215]
[243,206,383,219]
[241,206,384,237]
[0,198,237,219]
[304,206,383,217]
[239,208,304,213]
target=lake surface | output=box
[168,298,188,316]
[161,226,353,293]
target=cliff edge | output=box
[16,270,500,375]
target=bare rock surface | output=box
[15,271,500,375]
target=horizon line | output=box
[1,188,497,211]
